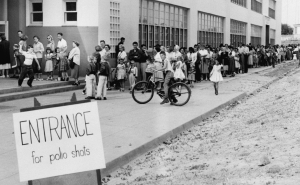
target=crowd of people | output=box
[1,30,300,103]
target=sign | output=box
[13,101,106,182]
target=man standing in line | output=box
[57,33,68,81]
[243,43,249,73]
[128,42,143,82]
[238,43,245,74]
[57,33,67,53]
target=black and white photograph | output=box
[1,0,300,184]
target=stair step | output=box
[0,83,85,103]
[0,80,85,95]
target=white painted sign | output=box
[13,102,106,182]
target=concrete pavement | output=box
[0,62,297,185]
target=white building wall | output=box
[26,0,98,27]
[97,0,282,47]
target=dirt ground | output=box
[105,64,300,185]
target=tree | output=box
[282,24,294,35]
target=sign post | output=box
[13,94,105,185]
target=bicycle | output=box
[131,72,192,106]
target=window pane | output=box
[66,2,76,11]
[33,13,43,22]
[32,3,42,11]
[66,12,77,21]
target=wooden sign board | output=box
[13,101,106,182]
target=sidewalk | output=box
[0,62,296,185]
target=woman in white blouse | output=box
[68,41,81,86]
[117,45,127,64]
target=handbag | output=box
[69,57,75,69]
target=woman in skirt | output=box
[68,41,81,85]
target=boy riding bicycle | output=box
[154,51,177,105]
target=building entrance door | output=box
[266,25,270,46]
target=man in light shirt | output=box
[57,33,67,53]
[243,44,249,73]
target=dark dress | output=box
[0,39,11,69]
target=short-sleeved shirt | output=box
[57,39,67,51]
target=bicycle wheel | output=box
[168,82,191,106]
[132,81,154,104]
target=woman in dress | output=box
[0,35,11,77]
[186,47,196,87]
[33,36,45,81]
[153,46,164,90]
[210,59,223,95]
[68,41,81,86]
[55,47,69,81]
[248,48,254,68]
[46,35,55,52]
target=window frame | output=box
[29,0,43,26]
[231,0,247,8]
[63,0,78,25]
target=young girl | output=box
[44,47,54,80]
[187,61,195,88]
[54,47,69,81]
[210,60,223,95]
[128,61,138,93]
[253,52,258,68]
[85,56,97,99]
[174,56,185,81]
[116,59,126,92]
[234,52,240,74]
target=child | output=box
[253,52,258,68]
[128,61,138,93]
[187,60,195,88]
[116,59,126,92]
[145,59,156,81]
[44,47,54,80]
[234,53,240,74]
[85,56,97,99]
[174,56,185,82]
[210,60,223,95]
[55,47,69,81]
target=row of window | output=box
[231,0,276,19]
[139,0,188,29]
[231,0,247,8]
[31,1,77,24]
[198,12,224,33]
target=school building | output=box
[1,0,282,75]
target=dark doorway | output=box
[266,25,270,46]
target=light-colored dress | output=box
[44,53,53,72]
[128,66,138,88]
[248,50,254,65]
[154,53,164,81]
[174,61,185,80]
[117,63,126,80]
[210,65,223,82]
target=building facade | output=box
[1,0,282,76]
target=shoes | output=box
[85,96,95,100]
[27,83,32,88]
[95,97,102,100]
[66,77,69,81]
[160,98,169,105]
[107,88,112,91]
[82,90,86,95]
[103,97,107,100]
[0,75,5,78]
[172,97,178,103]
